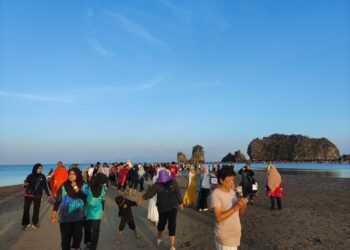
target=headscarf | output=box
[188,165,195,175]
[89,172,107,197]
[32,163,42,174]
[267,164,282,191]
[64,168,84,197]
[138,165,145,177]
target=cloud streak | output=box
[107,11,166,47]
[87,38,113,57]
[0,90,77,103]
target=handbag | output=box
[252,182,258,191]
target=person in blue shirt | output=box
[51,168,88,250]
[84,170,107,250]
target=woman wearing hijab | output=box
[22,163,51,230]
[182,165,197,208]
[137,170,183,250]
[84,169,107,250]
[138,165,146,192]
[266,164,283,210]
[51,168,89,250]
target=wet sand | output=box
[0,172,349,249]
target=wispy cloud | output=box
[84,76,167,95]
[107,11,166,47]
[87,38,113,57]
[0,90,77,103]
[157,0,191,21]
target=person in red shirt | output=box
[118,164,128,195]
[169,163,179,179]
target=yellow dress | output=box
[183,172,197,207]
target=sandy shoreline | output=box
[0,172,349,249]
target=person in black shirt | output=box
[115,195,139,245]
[22,163,51,230]
[238,163,255,204]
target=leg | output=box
[199,189,204,209]
[167,209,178,248]
[118,217,127,244]
[127,218,138,239]
[71,220,83,249]
[270,196,276,210]
[84,219,92,245]
[202,189,210,210]
[32,197,41,225]
[157,211,168,245]
[22,196,33,226]
[90,219,101,249]
[276,197,282,210]
[60,222,73,250]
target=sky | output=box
[0,0,349,164]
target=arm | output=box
[42,177,51,197]
[137,183,160,205]
[51,187,62,224]
[174,180,183,205]
[212,198,248,223]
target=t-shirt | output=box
[117,198,137,220]
[211,189,241,247]
[169,165,178,178]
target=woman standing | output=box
[51,168,89,250]
[197,166,211,212]
[138,170,182,250]
[22,163,51,230]
[138,165,145,192]
[84,170,107,250]
[211,167,248,250]
[266,164,283,210]
[182,165,197,208]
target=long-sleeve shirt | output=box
[86,186,106,220]
[142,179,182,212]
[25,173,50,197]
[53,184,89,223]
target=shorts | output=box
[119,217,136,231]
[118,183,127,191]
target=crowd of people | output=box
[21,160,283,250]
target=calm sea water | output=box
[0,163,349,187]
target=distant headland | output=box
[178,134,349,164]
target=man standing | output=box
[49,161,68,198]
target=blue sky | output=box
[0,0,349,164]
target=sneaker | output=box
[198,209,203,212]
[32,224,40,229]
[170,247,176,250]
[22,224,31,230]
[203,208,209,212]
[157,238,162,246]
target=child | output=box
[115,195,139,244]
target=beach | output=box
[0,172,349,250]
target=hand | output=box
[24,182,29,187]
[136,200,142,206]
[51,217,56,225]
[236,198,248,209]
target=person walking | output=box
[51,168,89,250]
[84,170,107,250]
[137,170,183,250]
[22,163,51,230]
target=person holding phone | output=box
[211,167,248,250]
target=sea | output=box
[0,162,349,187]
